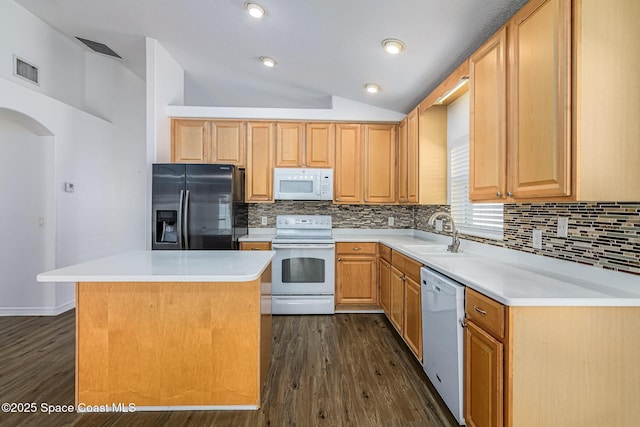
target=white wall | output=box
[0,111,56,312]
[0,1,146,315]
[145,37,184,248]
[0,0,86,112]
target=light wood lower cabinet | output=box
[335,243,378,309]
[388,250,423,361]
[239,241,272,251]
[378,258,391,316]
[465,320,504,427]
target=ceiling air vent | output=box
[75,37,121,59]
[14,56,39,85]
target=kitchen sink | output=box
[402,244,464,255]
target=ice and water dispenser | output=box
[155,210,178,244]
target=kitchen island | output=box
[37,250,274,411]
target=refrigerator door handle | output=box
[177,190,185,249]
[183,190,190,249]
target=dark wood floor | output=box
[0,310,458,427]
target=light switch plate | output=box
[388,217,395,226]
[532,229,542,249]
[261,216,268,226]
[64,182,75,193]
[557,217,569,238]
[435,219,444,232]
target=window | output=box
[449,135,504,240]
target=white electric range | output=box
[271,215,335,315]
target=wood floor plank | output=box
[0,311,458,426]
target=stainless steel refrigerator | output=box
[152,164,247,250]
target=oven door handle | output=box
[272,243,335,249]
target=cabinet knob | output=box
[507,191,513,197]
[496,192,502,197]
[337,257,342,262]
[335,198,340,201]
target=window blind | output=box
[449,135,504,240]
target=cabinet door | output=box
[305,123,334,168]
[398,118,408,203]
[470,28,507,202]
[389,266,405,333]
[364,124,396,203]
[211,121,245,167]
[335,124,363,203]
[275,122,304,167]
[508,0,571,199]
[465,321,504,427]
[246,122,274,202]
[335,255,377,305]
[403,275,422,361]
[379,258,392,316]
[405,109,419,203]
[172,120,209,163]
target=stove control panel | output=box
[276,215,332,229]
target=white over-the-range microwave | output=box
[273,168,333,200]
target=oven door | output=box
[271,243,335,295]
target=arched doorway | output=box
[0,108,56,313]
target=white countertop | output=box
[37,250,275,283]
[242,228,640,306]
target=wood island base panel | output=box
[75,272,271,410]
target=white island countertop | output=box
[37,250,275,283]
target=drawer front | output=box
[391,251,422,283]
[336,242,377,255]
[379,244,392,262]
[465,288,505,340]
[239,241,272,251]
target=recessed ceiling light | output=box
[260,56,277,67]
[245,2,265,18]
[382,38,406,55]
[364,83,380,94]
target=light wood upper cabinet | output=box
[471,0,640,202]
[508,0,571,200]
[398,108,419,204]
[275,122,304,167]
[334,124,363,203]
[275,122,334,168]
[364,124,396,204]
[210,121,245,167]
[469,27,507,201]
[305,123,334,168]
[573,0,640,201]
[172,120,209,163]
[246,122,274,202]
[470,0,570,202]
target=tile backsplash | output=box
[248,201,414,229]
[415,202,640,275]
[250,201,639,275]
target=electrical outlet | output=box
[38,217,45,227]
[261,216,268,226]
[557,217,568,238]
[532,229,542,249]
[388,217,395,226]
[435,219,443,232]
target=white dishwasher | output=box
[421,267,466,425]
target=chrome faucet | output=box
[427,212,460,253]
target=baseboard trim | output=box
[0,299,75,316]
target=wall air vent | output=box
[75,37,122,59]
[13,56,39,85]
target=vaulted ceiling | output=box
[16,0,528,114]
